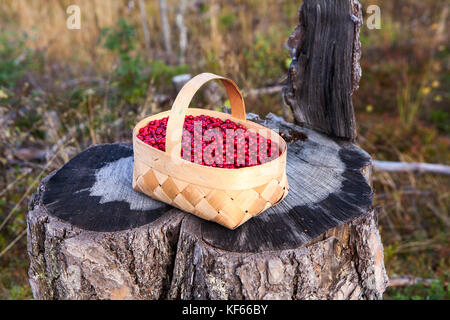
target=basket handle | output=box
[166,73,246,159]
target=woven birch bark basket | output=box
[132,73,289,229]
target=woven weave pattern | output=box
[133,164,289,229]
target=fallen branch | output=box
[0,228,27,258]
[246,85,283,97]
[388,275,438,287]
[373,160,450,175]
[59,77,105,90]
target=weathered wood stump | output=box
[27,0,388,300]
[27,114,387,300]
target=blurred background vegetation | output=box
[0,0,448,300]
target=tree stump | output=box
[27,0,388,300]
[27,113,387,300]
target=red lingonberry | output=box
[137,115,280,168]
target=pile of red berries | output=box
[137,115,279,168]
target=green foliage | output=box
[99,18,147,104]
[99,18,189,104]
[6,285,32,300]
[14,108,41,129]
[244,35,287,85]
[285,57,292,69]
[429,110,449,134]
[13,108,44,139]
[0,31,31,89]
[219,12,237,29]
[149,60,189,88]
[384,243,398,262]
[386,277,449,300]
[0,253,32,300]
[101,18,137,57]
[396,81,422,128]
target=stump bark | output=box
[27,114,387,300]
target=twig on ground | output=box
[426,202,450,228]
[0,228,27,258]
[0,169,32,197]
[388,275,439,287]
[246,85,283,97]
[373,161,450,175]
[59,77,105,90]
[396,240,443,253]
[376,189,432,199]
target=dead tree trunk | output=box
[27,0,388,300]
[284,0,362,141]
[138,0,151,59]
[158,0,173,61]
